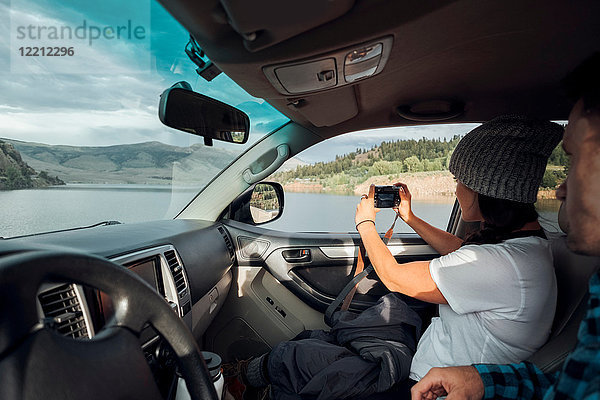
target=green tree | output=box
[403,156,423,172]
[541,170,558,188]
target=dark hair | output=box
[462,193,539,246]
[562,52,600,114]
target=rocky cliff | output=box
[0,140,65,190]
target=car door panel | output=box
[204,221,441,360]
[204,265,330,361]
[224,220,439,311]
[286,250,437,307]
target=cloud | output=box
[2,2,158,114]
[0,0,290,149]
[0,0,477,161]
[9,0,151,74]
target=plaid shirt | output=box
[474,272,600,399]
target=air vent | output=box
[38,284,89,339]
[218,226,235,263]
[164,250,187,299]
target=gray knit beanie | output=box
[448,115,563,203]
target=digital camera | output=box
[373,185,401,208]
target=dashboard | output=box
[0,219,236,395]
[113,245,193,322]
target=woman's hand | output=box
[394,182,414,222]
[355,184,380,226]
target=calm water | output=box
[0,185,561,238]
[266,194,561,234]
[265,192,456,233]
[0,184,198,238]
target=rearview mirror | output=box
[158,81,250,146]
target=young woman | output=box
[233,115,563,400]
[355,115,563,384]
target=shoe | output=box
[223,359,250,400]
[222,359,269,400]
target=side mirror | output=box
[228,182,284,225]
[158,81,250,146]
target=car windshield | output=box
[0,0,289,238]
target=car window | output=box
[264,125,565,234]
[0,0,288,238]
[537,139,569,234]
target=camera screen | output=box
[377,193,395,208]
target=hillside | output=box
[0,140,65,189]
[278,156,309,172]
[3,139,239,185]
[2,136,568,194]
[272,136,568,195]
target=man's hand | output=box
[411,366,485,400]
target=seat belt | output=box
[324,214,399,326]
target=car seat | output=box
[526,203,600,372]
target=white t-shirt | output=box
[409,236,557,381]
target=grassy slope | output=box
[3,139,239,185]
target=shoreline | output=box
[282,171,560,201]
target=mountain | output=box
[3,139,240,185]
[278,156,308,172]
[0,140,65,189]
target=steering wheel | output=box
[0,250,218,400]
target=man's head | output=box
[556,53,600,256]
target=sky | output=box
[0,0,478,164]
[297,124,480,163]
[0,0,286,149]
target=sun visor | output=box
[286,86,358,127]
[219,0,355,52]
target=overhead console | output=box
[261,36,393,127]
[263,36,393,95]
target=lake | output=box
[0,185,562,238]
[265,193,562,234]
[0,184,198,238]
[265,192,456,233]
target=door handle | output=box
[282,249,311,263]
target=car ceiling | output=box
[158,0,600,141]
